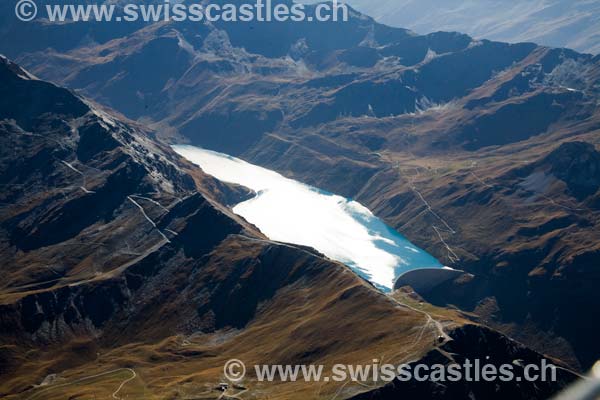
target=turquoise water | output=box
[173,145,442,291]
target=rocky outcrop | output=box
[351,325,577,400]
[0,58,580,400]
[545,141,600,200]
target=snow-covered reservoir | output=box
[173,145,442,291]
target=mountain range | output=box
[1,54,579,399]
[336,0,600,54]
[1,0,599,398]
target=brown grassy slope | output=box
[0,58,462,399]
[231,46,600,370]
[1,235,459,400]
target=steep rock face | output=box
[355,138,600,370]
[0,58,576,400]
[2,0,599,376]
[8,5,595,159]
[0,56,89,129]
[0,55,251,342]
[351,325,576,400]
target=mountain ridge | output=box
[334,0,600,55]
[0,56,579,399]
[3,4,599,370]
